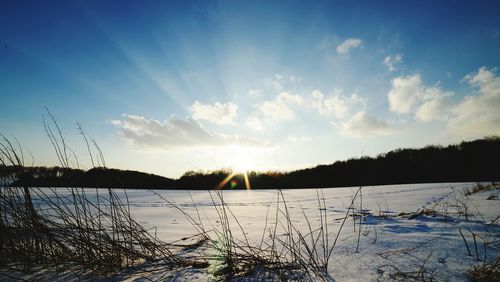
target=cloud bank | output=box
[387,67,500,137]
[111,114,270,149]
[112,67,500,150]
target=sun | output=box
[214,146,263,190]
[230,147,259,173]
[233,159,255,173]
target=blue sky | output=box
[1,0,499,178]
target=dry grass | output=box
[463,183,495,196]
[469,258,500,281]
[0,113,184,277]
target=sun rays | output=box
[215,170,252,190]
[214,147,255,190]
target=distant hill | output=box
[3,137,499,189]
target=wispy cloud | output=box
[245,116,264,131]
[336,38,362,54]
[111,114,270,149]
[189,101,238,125]
[383,54,403,71]
[269,73,299,92]
[271,74,284,91]
[248,89,263,97]
[288,135,312,143]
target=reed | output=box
[0,112,182,276]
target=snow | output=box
[1,182,499,281]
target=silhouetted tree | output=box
[4,137,499,190]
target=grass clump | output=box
[469,258,500,282]
[0,112,183,277]
[463,183,495,196]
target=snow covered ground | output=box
[2,182,499,281]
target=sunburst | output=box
[215,170,252,190]
[215,147,258,190]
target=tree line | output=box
[2,137,499,189]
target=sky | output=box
[1,0,499,178]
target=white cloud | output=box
[415,97,449,123]
[111,114,269,149]
[311,89,366,118]
[189,101,237,125]
[257,92,303,121]
[388,74,423,114]
[415,86,453,122]
[247,79,371,132]
[383,54,403,71]
[341,111,394,137]
[387,67,500,137]
[449,67,500,137]
[245,116,264,131]
[336,38,362,54]
[288,136,312,143]
[388,74,452,121]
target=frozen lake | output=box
[5,182,500,281]
[33,182,477,242]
